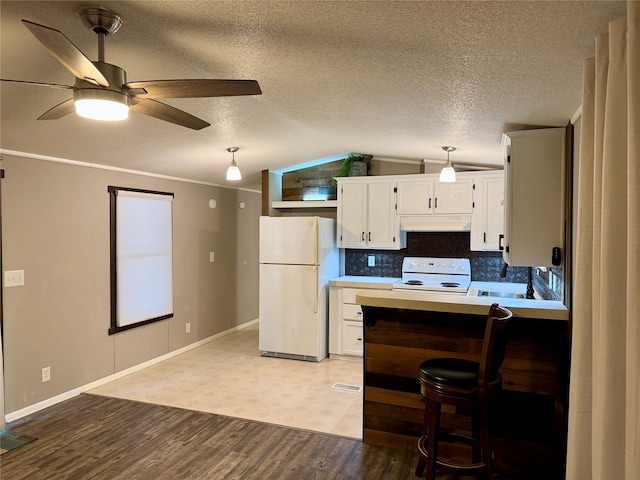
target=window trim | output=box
[108,186,174,335]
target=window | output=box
[109,186,174,334]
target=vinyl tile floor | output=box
[87,323,364,439]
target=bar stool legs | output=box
[415,398,441,479]
[415,400,492,479]
[413,304,513,480]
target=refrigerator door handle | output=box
[313,216,318,264]
[314,267,318,313]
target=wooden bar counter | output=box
[356,290,570,478]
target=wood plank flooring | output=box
[2,394,540,479]
[2,394,418,480]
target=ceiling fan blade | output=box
[21,19,109,87]
[125,79,262,99]
[37,98,75,120]
[131,98,210,130]
[0,78,74,90]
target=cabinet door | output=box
[483,176,505,250]
[434,179,473,214]
[343,321,364,356]
[338,182,367,248]
[504,128,565,266]
[367,181,397,248]
[397,179,434,215]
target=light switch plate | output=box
[5,269,24,287]
[368,256,375,267]
[209,252,215,263]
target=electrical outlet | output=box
[5,269,25,287]
[42,366,51,383]
[186,322,191,334]
[368,256,375,267]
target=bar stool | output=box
[415,303,512,479]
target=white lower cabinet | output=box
[342,321,364,356]
[330,285,382,359]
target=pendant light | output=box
[439,146,456,183]
[226,147,241,181]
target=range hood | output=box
[399,215,472,232]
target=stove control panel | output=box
[402,257,471,275]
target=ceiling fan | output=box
[0,7,262,130]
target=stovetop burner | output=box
[405,280,423,285]
[440,282,460,288]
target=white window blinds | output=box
[115,190,173,328]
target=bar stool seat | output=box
[415,303,512,479]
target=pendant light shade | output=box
[226,147,241,181]
[439,146,457,183]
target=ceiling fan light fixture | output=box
[439,146,457,183]
[74,88,130,121]
[226,147,242,181]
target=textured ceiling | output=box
[0,1,627,190]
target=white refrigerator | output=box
[259,216,339,362]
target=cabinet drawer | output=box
[343,303,363,321]
[343,288,361,304]
[343,321,364,356]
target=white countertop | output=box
[329,276,401,289]
[355,289,568,321]
[329,276,568,320]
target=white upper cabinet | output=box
[397,178,434,214]
[397,177,473,215]
[337,178,405,250]
[503,128,565,267]
[337,181,368,247]
[470,172,505,251]
[434,179,474,214]
[367,181,399,248]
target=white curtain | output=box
[567,1,639,478]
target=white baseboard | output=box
[329,353,363,363]
[83,318,258,391]
[5,318,259,423]
[5,387,84,423]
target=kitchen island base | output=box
[361,305,569,478]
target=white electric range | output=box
[392,257,471,295]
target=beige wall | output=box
[371,159,422,176]
[1,153,260,414]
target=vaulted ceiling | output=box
[0,1,627,190]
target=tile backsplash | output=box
[344,232,562,301]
